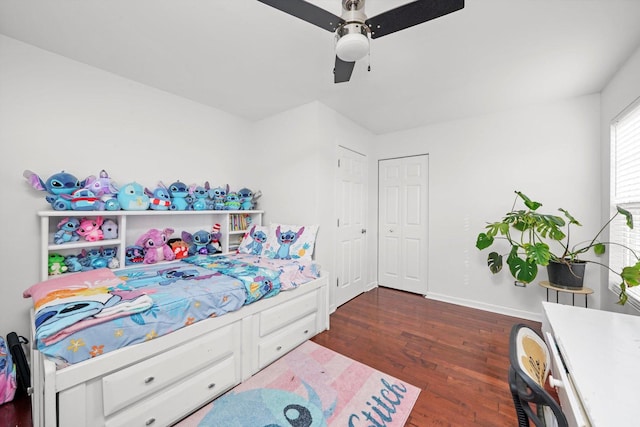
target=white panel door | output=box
[336,146,367,307]
[378,162,402,289]
[378,155,428,295]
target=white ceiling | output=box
[1,0,640,134]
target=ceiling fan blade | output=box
[334,56,355,83]
[365,0,464,39]
[256,0,344,33]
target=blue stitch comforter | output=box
[27,254,319,367]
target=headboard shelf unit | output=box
[39,210,263,280]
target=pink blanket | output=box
[24,269,153,344]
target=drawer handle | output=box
[276,345,282,351]
[144,376,155,384]
[208,383,216,389]
[145,418,156,425]
[549,375,564,389]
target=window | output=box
[610,97,640,310]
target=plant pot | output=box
[547,260,586,289]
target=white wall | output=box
[3,30,638,341]
[0,35,377,339]
[249,101,376,311]
[0,35,252,338]
[374,95,601,320]
[600,44,640,314]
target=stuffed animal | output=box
[136,228,176,264]
[182,229,218,256]
[48,253,68,275]
[238,188,253,210]
[202,182,217,210]
[224,192,241,210]
[125,245,145,265]
[168,238,190,259]
[145,185,172,210]
[23,170,88,210]
[64,254,87,272]
[69,188,100,211]
[210,223,223,253]
[84,170,120,210]
[238,188,262,210]
[101,247,120,269]
[190,182,211,211]
[77,251,92,270]
[102,197,121,211]
[210,184,228,210]
[167,181,190,211]
[54,217,81,244]
[101,219,119,240]
[85,248,109,269]
[117,182,150,210]
[77,216,104,242]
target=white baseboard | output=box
[426,292,542,322]
[362,284,541,322]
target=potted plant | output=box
[476,191,640,304]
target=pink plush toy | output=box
[135,228,176,264]
[77,216,104,242]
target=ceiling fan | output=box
[256,0,465,83]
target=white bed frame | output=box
[30,274,329,427]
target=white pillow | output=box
[236,225,270,255]
[263,224,318,260]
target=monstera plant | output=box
[476,191,640,304]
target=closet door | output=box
[378,155,428,295]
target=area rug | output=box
[174,340,420,427]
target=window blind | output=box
[610,97,640,310]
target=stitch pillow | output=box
[263,224,318,260]
[237,225,271,256]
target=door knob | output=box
[361,229,367,234]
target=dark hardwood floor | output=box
[0,388,32,427]
[1,286,540,426]
[312,286,541,426]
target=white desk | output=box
[541,302,640,426]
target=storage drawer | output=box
[259,290,317,336]
[105,355,238,427]
[258,313,316,369]
[102,323,236,416]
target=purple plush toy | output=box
[135,228,176,264]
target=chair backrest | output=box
[509,323,568,427]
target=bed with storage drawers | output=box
[27,256,329,427]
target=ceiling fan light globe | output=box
[336,33,369,62]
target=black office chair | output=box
[509,323,568,427]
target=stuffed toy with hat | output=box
[210,223,223,253]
